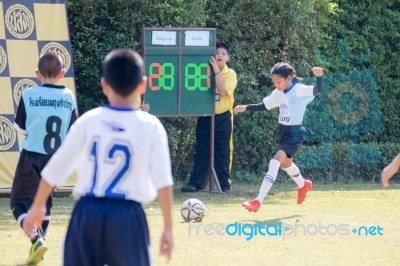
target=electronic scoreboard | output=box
[142,28,216,116]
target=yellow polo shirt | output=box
[215,65,237,114]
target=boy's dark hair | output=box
[216,43,230,54]
[38,52,63,78]
[102,48,144,97]
[270,62,297,79]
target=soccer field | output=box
[1,182,400,266]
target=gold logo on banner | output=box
[13,79,38,107]
[41,43,71,73]
[5,4,35,39]
[0,45,7,74]
[0,116,16,151]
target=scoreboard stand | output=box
[142,27,222,193]
[202,118,222,193]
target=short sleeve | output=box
[149,120,174,190]
[224,69,237,96]
[263,89,280,110]
[296,84,315,97]
[41,117,85,186]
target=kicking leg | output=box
[242,151,286,212]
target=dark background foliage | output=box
[67,0,400,183]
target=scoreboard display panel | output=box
[142,28,216,116]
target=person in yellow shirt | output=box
[181,43,237,193]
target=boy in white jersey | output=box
[23,49,174,265]
[234,62,323,212]
[10,52,77,265]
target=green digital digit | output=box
[162,63,175,91]
[198,63,211,91]
[148,62,176,91]
[184,63,212,91]
[184,63,198,91]
[148,62,162,91]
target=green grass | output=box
[1,182,400,266]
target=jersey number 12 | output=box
[87,138,131,199]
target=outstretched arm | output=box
[311,67,323,95]
[234,103,266,113]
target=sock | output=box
[256,159,281,203]
[38,216,51,240]
[30,229,39,244]
[282,163,305,188]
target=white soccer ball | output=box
[180,199,206,222]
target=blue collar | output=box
[105,105,135,111]
[283,81,297,94]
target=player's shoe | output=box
[26,237,48,265]
[297,180,313,204]
[242,199,261,212]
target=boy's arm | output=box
[313,76,323,95]
[234,103,267,113]
[215,72,228,96]
[381,153,400,187]
[311,67,324,95]
[211,63,237,97]
[246,103,267,111]
[13,97,28,135]
[68,109,78,130]
[158,186,173,261]
[234,88,281,114]
[22,179,54,238]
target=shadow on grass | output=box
[241,215,303,225]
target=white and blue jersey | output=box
[14,84,77,155]
[245,77,322,157]
[41,105,173,203]
[263,82,315,126]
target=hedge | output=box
[67,0,400,182]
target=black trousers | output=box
[188,111,233,190]
[10,149,53,214]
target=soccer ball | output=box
[180,199,206,222]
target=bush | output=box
[67,0,399,182]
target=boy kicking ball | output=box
[234,63,323,212]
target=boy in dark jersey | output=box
[10,52,77,265]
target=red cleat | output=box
[297,180,313,204]
[242,199,261,212]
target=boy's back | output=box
[15,84,76,154]
[42,105,172,203]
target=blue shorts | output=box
[63,197,150,266]
[277,124,306,158]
